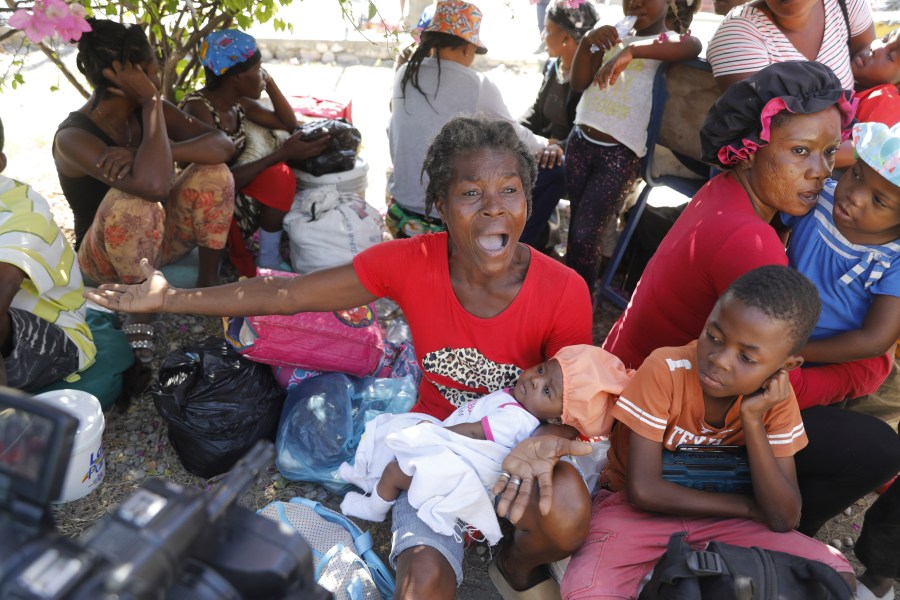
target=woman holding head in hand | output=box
[54,19,236,362]
[54,19,235,288]
[87,115,595,600]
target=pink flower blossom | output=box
[8,7,57,44]
[8,0,91,44]
[42,0,69,20]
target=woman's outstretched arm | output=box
[86,258,378,317]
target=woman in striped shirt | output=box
[706,0,876,92]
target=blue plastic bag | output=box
[275,373,416,492]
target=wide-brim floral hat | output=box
[424,0,488,54]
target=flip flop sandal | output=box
[122,323,156,365]
[488,557,562,600]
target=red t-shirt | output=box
[856,84,900,126]
[603,172,789,369]
[353,233,593,419]
[602,342,808,492]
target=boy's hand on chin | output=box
[740,369,792,420]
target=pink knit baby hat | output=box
[553,344,634,439]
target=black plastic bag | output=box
[292,118,362,177]
[152,336,285,478]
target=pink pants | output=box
[560,490,851,600]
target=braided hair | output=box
[666,0,701,34]
[421,115,537,218]
[76,19,154,108]
[400,31,471,102]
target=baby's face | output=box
[852,31,900,89]
[512,359,564,422]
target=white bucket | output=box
[33,389,105,503]
[295,156,369,199]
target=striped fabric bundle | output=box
[0,175,95,371]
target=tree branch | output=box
[37,41,90,98]
[161,11,229,101]
[0,28,19,43]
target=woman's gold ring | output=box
[509,476,523,487]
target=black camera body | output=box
[0,387,331,599]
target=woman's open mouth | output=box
[477,234,510,252]
[798,191,820,207]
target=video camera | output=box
[0,387,331,599]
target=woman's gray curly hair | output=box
[421,115,537,218]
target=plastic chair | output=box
[597,58,718,309]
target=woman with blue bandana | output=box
[182,29,330,273]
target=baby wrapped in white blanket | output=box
[339,345,633,544]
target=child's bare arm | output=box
[591,34,702,90]
[801,295,900,363]
[445,422,487,440]
[626,432,760,521]
[571,25,620,92]
[740,370,802,532]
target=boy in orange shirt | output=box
[561,266,853,599]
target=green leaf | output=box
[105,4,117,15]
[50,85,59,92]
[368,0,377,20]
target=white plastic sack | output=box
[284,185,385,274]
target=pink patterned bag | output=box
[223,268,384,377]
